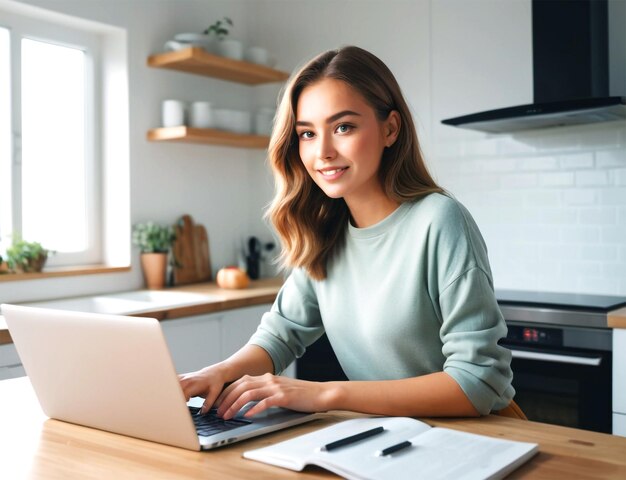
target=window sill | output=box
[0,265,131,282]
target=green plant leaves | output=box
[132,222,176,253]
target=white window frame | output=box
[0,9,102,267]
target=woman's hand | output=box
[178,365,228,414]
[215,373,339,419]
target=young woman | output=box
[180,46,514,420]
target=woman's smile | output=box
[318,166,349,180]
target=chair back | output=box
[493,400,527,420]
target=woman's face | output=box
[295,78,399,205]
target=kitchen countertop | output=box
[3,280,626,346]
[2,376,626,478]
[609,307,626,329]
[0,277,283,346]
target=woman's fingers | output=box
[216,374,320,420]
[178,368,227,413]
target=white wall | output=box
[0,0,624,303]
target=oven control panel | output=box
[505,325,563,347]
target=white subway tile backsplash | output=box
[578,207,617,225]
[580,245,618,262]
[558,152,594,170]
[461,139,499,157]
[536,208,577,225]
[433,141,462,158]
[482,158,518,172]
[600,188,626,205]
[540,244,579,260]
[601,226,626,243]
[560,226,601,243]
[613,168,626,186]
[533,130,585,151]
[519,156,558,171]
[571,123,625,148]
[496,137,538,155]
[575,170,609,187]
[576,276,622,295]
[596,150,626,168]
[562,189,597,205]
[561,261,602,276]
[434,123,625,295]
[603,262,626,277]
[538,172,575,187]
[525,190,561,207]
[500,173,538,189]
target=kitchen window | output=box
[0,11,102,267]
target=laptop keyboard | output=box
[188,406,252,437]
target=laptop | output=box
[1,303,318,451]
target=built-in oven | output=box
[497,290,626,434]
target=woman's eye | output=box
[299,131,314,139]
[336,124,353,134]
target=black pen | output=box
[375,440,412,457]
[320,426,385,451]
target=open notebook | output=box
[243,416,538,480]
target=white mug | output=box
[162,100,186,127]
[245,46,269,66]
[189,101,213,128]
[255,107,275,135]
[217,38,244,60]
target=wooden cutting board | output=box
[172,214,212,285]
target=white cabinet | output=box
[161,305,270,375]
[220,304,268,360]
[0,343,26,380]
[613,329,626,437]
[161,312,223,374]
[614,414,626,438]
[220,303,296,378]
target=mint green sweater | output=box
[248,193,514,414]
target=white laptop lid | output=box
[2,304,201,450]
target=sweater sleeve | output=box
[247,268,325,374]
[439,267,515,414]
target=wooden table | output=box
[1,377,626,479]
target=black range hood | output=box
[441,0,626,134]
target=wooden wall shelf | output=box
[147,126,270,149]
[147,47,290,85]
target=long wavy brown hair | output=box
[266,46,443,281]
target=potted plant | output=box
[132,222,176,289]
[5,237,51,273]
[204,17,242,60]
[203,16,233,39]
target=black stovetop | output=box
[495,289,626,312]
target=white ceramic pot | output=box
[214,108,251,134]
[245,46,269,65]
[189,101,213,128]
[162,100,187,127]
[217,38,244,60]
[173,33,215,52]
[254,107,276,135]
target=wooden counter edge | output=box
[609,306,626,329]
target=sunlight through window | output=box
[0,28,11,248]
[21,38,86,252]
